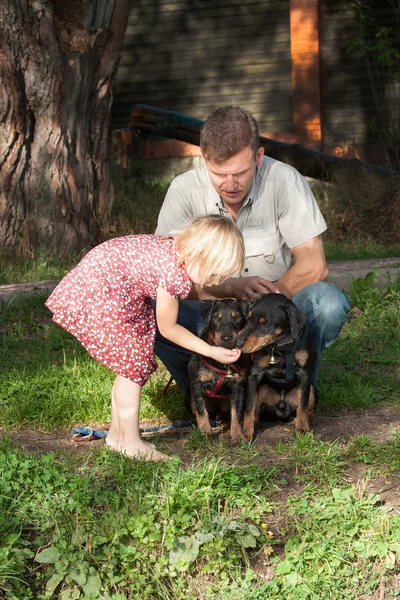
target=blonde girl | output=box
[46,215,245,461]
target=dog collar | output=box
[264,338,296,385]
[201,334,247,397]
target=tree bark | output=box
[0,0,131,255]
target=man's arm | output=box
[193,234,327,301]
[196,276,279,300]
[275,235,328,298]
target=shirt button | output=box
[244,268,249,273]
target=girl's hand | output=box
[209,346,241,364]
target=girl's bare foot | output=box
[106,438,170,462]
[106,433,156,451]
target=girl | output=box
[46,215,245,461]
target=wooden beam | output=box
[128,104,399,181]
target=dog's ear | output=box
[284,303,306,342]
[241,299,251,316]
[200,300,214,329]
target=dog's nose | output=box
[221,335,234,343]
[236,338,244,349]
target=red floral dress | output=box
[45,235,192,385]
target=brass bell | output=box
[269,350,278,365]
[225,364,234,378]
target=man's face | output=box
[203,146,264,207]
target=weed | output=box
[345,432,400,477]
[0,439,277,599]
[275,434,345,488]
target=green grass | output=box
[0,439,278,600]
[0,249,81,285]
[1,269,400,597]
[324,239,400,262]
[317,272,400,412]
[2,432,400,599]
[345,432,400,478]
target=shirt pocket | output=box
[243,234,292,281]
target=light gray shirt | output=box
[155,156,327,282]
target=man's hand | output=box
[202,276,279,301]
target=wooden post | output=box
[290,0,322,149]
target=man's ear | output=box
[256,147,264,167]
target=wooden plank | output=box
[127,104,398,180]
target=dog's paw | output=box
[309,410,318,426]
[230,421,246,443]
[230,431,246,444]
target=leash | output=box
[72,420,196,442]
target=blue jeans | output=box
[154,282,350,391]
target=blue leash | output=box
[72,420,196,442]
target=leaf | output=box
[5,533,20,546]
[82,567,102,597]
[195,532,213,544]
[46,573,64,595]
[385,551,396,570]
[228,520,242,532]
[70,562,89,587]
[389,542,400,556]
[276,559,293,574]
[35,547,61,564]
[169,536,200,571]
[235,532,257,548]
[246,524,260,537]
[286,572,300,586]
[92,535,108,547]
[60,588,81,600]
[332,486,354,504]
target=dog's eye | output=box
[248,311,252,318]
[259,317,265,324]
[217,313,222,319]
[231,312,237,317]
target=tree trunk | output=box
[0,0,131,255]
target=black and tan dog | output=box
[236,293,318,441]
[187,299,251,442]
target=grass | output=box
[0,272,399,597]
[1,167,400,597]
[1,431,400,598]
[324,239,400,262]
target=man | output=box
[155,106,350,391]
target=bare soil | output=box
[2,404,399,459]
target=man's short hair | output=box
[200,106,260,163]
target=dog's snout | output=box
[221,335,234,343]
[236,338,244,349]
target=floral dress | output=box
[45,235,192,385]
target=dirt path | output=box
[2,405,399,456]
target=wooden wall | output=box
[112,0,293,137]
[111,0,399,165]
[320,0,400,162]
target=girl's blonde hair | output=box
[174,214,245,287]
